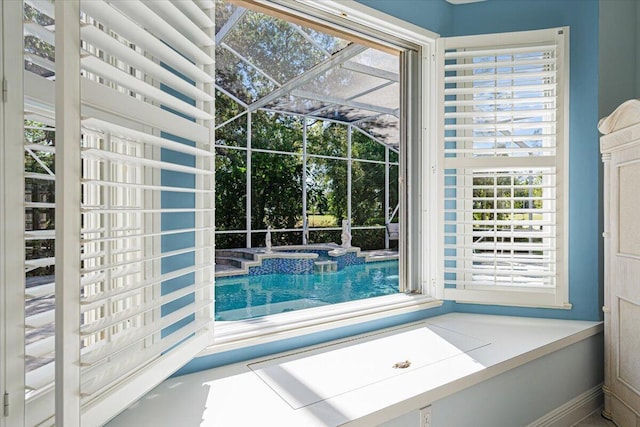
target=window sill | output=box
[200,294,443,355]
[444,287,572,309]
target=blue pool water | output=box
[215,260,399,321]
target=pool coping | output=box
[215,244,399,278]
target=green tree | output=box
[250,111,303,244]
[212,3,397,250]
[215,96,306,248]
[215,91,249,248]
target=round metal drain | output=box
[392,360,411,369]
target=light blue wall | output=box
[354,0,453,35]
[160,77,199,337]
[599,0,637,118]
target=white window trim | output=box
[2,0,27,425]
[205,0,441,354]
[208,295,443,354]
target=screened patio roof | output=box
[215,1,401,147]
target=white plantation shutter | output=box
[19,1,215,425]
[438,28,569,308]
[77,1,216,423]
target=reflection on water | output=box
[215,260,399,320]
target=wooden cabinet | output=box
[600,99,640,426]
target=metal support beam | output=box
[248,44,367,112]
[215,109,248,131]
[347,125,352,225]
[291,89,398,117]
[347,81,396,103]
[385,146,390,249]
[214,84,249,109]
[246,111,252,248]
[302,118,308,244]
[351,125,399,153]
[342,61,399,82]
[289,23,330,57]
[215,6,247,46]
[220,42,281,87]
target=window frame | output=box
[204,0,442,354]
[2,0,28,425]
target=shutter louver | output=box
[440,28,568,307]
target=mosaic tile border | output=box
[249,257,315,275]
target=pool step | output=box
[216,256,248,269]
[215,250,256,261]
[314,260,338,273]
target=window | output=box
[438,28,570,308]
[208,0,438,347]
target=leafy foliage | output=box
[215,95,398,250]
[212,1,399,251]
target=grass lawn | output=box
[306,214,337,227]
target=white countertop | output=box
[107,313,602,427]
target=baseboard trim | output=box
[527,384,603,427]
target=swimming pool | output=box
[215,260,399,321]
